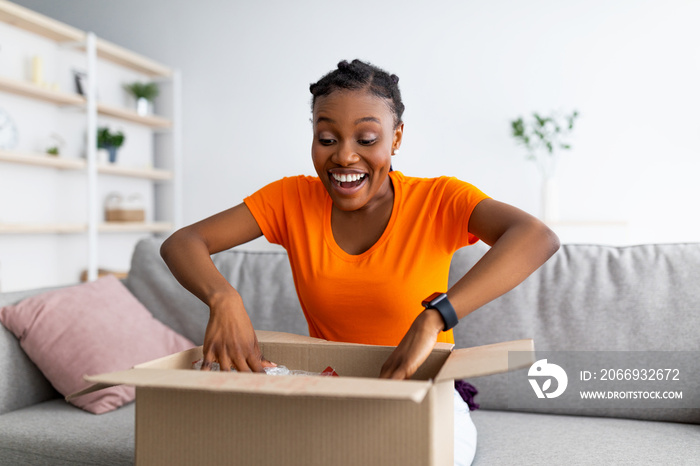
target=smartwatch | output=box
[422,292,459,331]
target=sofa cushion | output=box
[0,275,194,414]
[451,242,700,352]
[125,238,309,345]
[450,242,700,424]
[0,286,61,415]
[0,399,134,465]
[470,409,700,465]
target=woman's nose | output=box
[332,141,360,166]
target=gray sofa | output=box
[1,238,699,465]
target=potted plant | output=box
[44,133,65,157]
[124,81,159,116]
[97,127,125,164]
[510,110,579,222]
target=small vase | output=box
[106,146,118,164]
[136,97,151,116]
[541,175,559,224]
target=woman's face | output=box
[312,89,403,213]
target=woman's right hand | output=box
[159,203,272,372]
[201,292,276,372]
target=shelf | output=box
[0,1,171,77]
[0,0,82,42]
[99,222,173,233]
[0,222,173,234]
[0,76,172,128]
[0,1,181,289]
[98,164,173,180]
[0,75,85,106]
[0,222,87,234]
[97,102,172,128]
[0,150,173,180]
[0,149,84,169]
[95,38,172,77]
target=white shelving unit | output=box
[0,0,181,290]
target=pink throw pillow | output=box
[0,275,194,414]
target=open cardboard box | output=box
[70,331,535,466]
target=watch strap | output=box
[422,292,459,331]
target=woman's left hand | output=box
[380,308,445,380]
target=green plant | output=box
[511,110,579,177]
[46,146,59,156]
[123,81,159,101]
[97,127,125,148]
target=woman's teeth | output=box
[332,173,366,183]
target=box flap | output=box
[256,330,328,344]
[434,342,454,351]
[67,332,318,401]
[65,382,116,401]
[84,368,433,403]
[435,339,535,382]
[134,346,203,369]
[66,346,204,401]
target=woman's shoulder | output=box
[249,175,325,202]
[280,175,323,189]
[266,175,327,200]
[391,171,474,190]
[258,174,321,189]
[392,171,488,207]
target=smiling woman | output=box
[160,59,561,466]
[312,89,399,253]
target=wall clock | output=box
[0,107,19,150]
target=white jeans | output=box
[454,389,477,466]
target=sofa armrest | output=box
[0,286,62,415]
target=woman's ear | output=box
[392,123,404,155]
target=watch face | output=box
[0,108,19,150]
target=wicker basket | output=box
[105,208,145,222]
[104,192,145,222]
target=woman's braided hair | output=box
[310,59,405,129]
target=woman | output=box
[160,59,560,465]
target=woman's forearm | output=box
[448,217,560,320]
[160,203,263,308]
[160,228,241,307]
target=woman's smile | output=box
[328,169,368,194]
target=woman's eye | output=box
[358,139,377,146]
[319,139,335,145]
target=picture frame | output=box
[73,69,88,96]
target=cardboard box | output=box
[72,331,534,466]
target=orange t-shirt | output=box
[243,171,489,346]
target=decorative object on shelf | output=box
[31,55,43,85]
[44,132,65,156]
[124,81,159,116]
[0,107,19,150]
[96,126,125,163]
[72,69,88,96]
[510,110,579,223]
[104,192,145,222]
[30,55,58,90]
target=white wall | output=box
[9,0,700,251]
